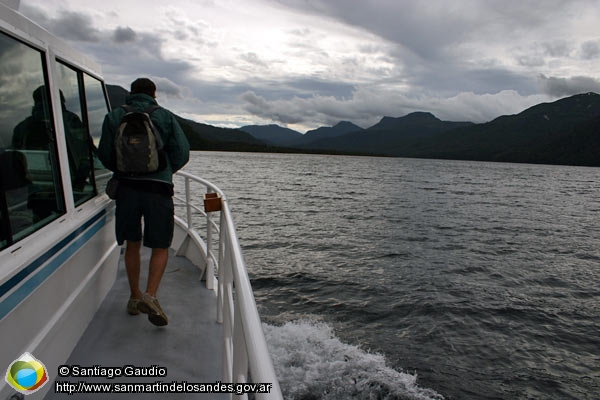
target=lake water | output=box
[183,151,600,399]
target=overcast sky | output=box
[19,0,600,132]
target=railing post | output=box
[185,176,192,229]
[221,243,235,387]
[217,210,225,324]
[206,188,214,289]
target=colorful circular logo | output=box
[5,352,48,395]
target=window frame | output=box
[82,72,112,194]
[56,59,100,205]
[0,30,66,250]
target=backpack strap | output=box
[143,105,161,115]
[121,105,135,113]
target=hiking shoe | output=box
[127,298,140,315]
[137,293,168,326]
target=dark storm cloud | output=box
[113,26,136,43]
[240,91,304,124]
[284,78,355,99]
[90,31,195,87]
[538,75,600,97]
[414,65,539,97]
[20,5,101,42]
[53,11,102,42]
[190,71,354,102]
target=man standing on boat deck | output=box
[98,78,190,326]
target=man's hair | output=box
[130,78,156,97]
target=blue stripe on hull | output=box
[0,210,108,320]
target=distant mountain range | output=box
[106,85,600,166]
[237,124,303,146]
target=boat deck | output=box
[44,246,225,399]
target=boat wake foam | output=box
[263,320,444,400]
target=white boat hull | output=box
[0,206,118,399]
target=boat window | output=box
[56,62,96,206]
[83,74,111,193]
[0,31,65,251]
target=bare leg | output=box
[125,240,143,299]
[146,247,169,297]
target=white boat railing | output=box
[173,170,282,400]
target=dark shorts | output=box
[115,181,174,248]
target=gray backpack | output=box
[114,105,166,175]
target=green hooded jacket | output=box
[98,93,190,184]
